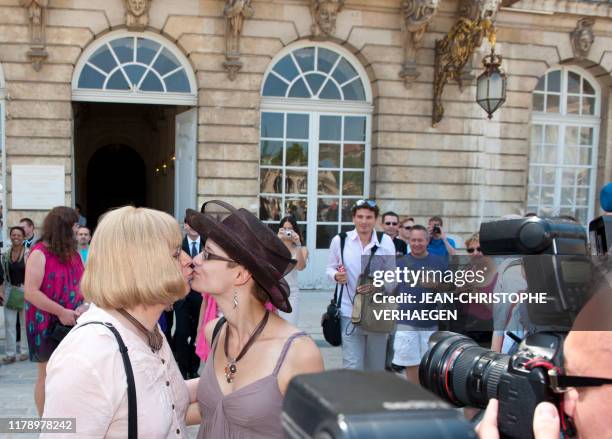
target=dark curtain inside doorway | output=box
[87,144,146,229]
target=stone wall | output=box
[0,0,610,245]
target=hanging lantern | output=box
[476,47,507,119]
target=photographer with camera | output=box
[277,215,308,325]
[427,216,456,257]
[476,292,612,439]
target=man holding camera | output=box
[427,216,456,257]
[476,292,612,439]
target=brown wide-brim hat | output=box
[185,200,296,313]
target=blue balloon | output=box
[601,183,612,212]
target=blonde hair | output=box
[465,232,480,249]
[81,206,185,309]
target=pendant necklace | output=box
[118,308,164,352]
[223,310,270,384]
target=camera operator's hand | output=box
[334,271,347,284]
[476,399,560,439]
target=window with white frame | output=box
[72,31,197,106]
[528,67,600,225]
[260,44,372,249]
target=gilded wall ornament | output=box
[570,18,595,60]
[223,0,254,80]
[19,0,48,71]
[399,0,439,87]
[432,17,494,126]
[310,0,345,37]
[125,0,152,31]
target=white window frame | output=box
[260,42,373,251]
[529,66,601,224]
[72,30,197,106]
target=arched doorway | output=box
[86,144,146,228]
[72,30,198,224]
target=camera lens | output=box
[419,331,510,408]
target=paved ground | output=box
[0,290,340,438]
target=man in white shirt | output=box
[326,199,396,371]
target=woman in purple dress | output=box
[24,206,86,415]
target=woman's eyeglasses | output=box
[355,199,377,208]
[202,249,236,264]
[466,247,482,254]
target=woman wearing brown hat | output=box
[186,201,323,438]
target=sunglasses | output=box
[355,199,377,208]
[403,226,413,230]
[202,249,236,264]
[467,247,482,253]
[385,221,398,226]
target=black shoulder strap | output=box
[212,317,227,343]
[76,322,137,439]
[376,231,384,246]
[333,232,348,306]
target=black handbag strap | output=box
[76,321,137,439]
[332,232,348,307]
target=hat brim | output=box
[185,207,293,313]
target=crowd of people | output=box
[0,195,609,438]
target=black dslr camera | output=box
[420,331,571,439]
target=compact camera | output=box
[420,331,572,439]
[285,230,293,238]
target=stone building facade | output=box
[0,0,610,287]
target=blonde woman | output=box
[41,206,199,438]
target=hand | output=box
[438,225,447,240]
[475,399,560,439]
[356,283,375,295]
[74,303,90,316]
[334,271,347,284]
[58,308,78,326]
[291,231,301,246]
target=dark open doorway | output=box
[86,144,146,228]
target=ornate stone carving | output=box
[124,0,152,31]
[570,18,595,60]
[222,0,254,80]
[310,0,345,37]
[399,0,439,87]
[432,18,495,126]
[19,0,48,71]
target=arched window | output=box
[528,67,600,225]
[0,63,6,243]
[260,43,372,266]
[72,31,197,105]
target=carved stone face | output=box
[578,28,593,53]
[315,0,343,35]
[127,0,147,16]
[477,0,501,20]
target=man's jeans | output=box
[4,307,27,357]
[341,316,387,371]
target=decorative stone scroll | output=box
[19,0,48,71]
[570,18,595,60]
[398,0,439,87]
[456,0,501,87]
[124,0,152,31]
[223,0,254,80]
[310,0,345,38]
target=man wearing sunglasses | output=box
[477,292,612,439]
[427,216,456,257]
[381,211,407,256]
[398,217,415,250]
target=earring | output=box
[233,291,238,309]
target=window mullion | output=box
[307,112,320,250]
[554,123,565,213]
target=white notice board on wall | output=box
[12,165,65,209]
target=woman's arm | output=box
[185,402,201,426]
[294,246,308,271]
[278,336,324,395]
[24,250,77,325]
